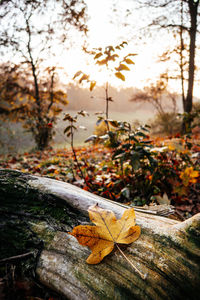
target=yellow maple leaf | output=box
[69,204,140,264]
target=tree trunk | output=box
[180,0,186,112]
[185,0,198,113]
[182,0,199,132]
[0,169,200,300]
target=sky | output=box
[1,0,199,97]
[60,0,178,91]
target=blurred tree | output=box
[130,74,178,115]
[137,0,199,132]
[0,0,87,150]
[130,74,180,134]
[0,63,68,150]
[158,43,188,118]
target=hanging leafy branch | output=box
[73,42,136,120]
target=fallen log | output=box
[0,169,200,300]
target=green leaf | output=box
[84,135,98,143]
[108,120,119,128]
[96,118,104,126]
[112,149,124,159]
[72,125,78,130]
[63,114,74,122]
[99,134,109,140]
[115,72,125,81]
[122,143,131,150]
[129,134,139,142]
[115,152,127,160]
[121,187,130,199]
[77,110,89,116]
[148,156,157,167]
[130,150,140,158]
[135,132,147,138]
[140,126,149,132]
[64,126,71,134]
[130,152,141,170]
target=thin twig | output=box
[0,252,34,265]
[116,244,147,280]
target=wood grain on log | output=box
[0,169,200,300]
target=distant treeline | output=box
[66,85,155,112]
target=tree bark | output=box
[182,0,199,133]
[185,0,199,114]
[0,169,200,300]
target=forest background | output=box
[0,2,200,297]
[0,0,200,216]
[0,0,200,153]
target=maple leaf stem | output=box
[116,244,147,280]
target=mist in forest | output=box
[0,84,184,154]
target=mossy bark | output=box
[0,169,200,300]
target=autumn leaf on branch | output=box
[69,205,143,277]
